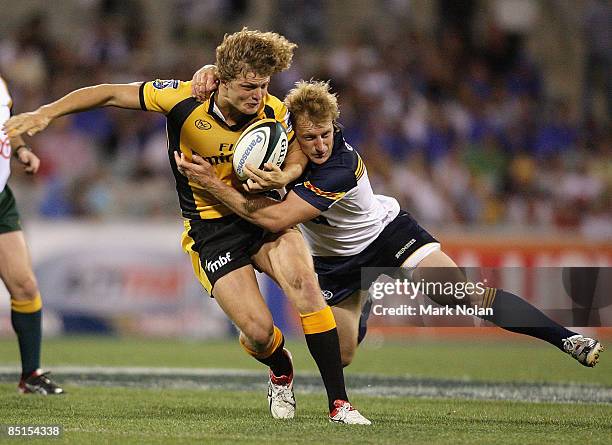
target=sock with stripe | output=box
[240,325,292,377]
[11,295,43,377]
[480,288,575,350]
[301,306,348,411]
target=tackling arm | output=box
[175,151,320,232]
[3,83,142,138]
[243,138,308,191]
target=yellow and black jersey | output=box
[139,79,295,220]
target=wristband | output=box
[13,144,32,158]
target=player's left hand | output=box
[173,151,217,187]
[191,65,219,102]
[16,149,40,174]
[242,163,287,193]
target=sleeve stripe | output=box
[355,156,365,180]
[304,181,346,200]
[139,82,147,111]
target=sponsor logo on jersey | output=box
[203,153,233,165]
[321,290,334,300]
[195,119,212,130]
[395,239,416,259]
[205,252,232,273]
[152,79,179,89]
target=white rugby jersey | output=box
[291,129,400,256]
[0,77,13,190]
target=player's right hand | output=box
[4,110,51,138]
[242,163,287,193]
[191,64,219,102]
[16,149,41,175]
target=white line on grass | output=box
[1,366,610,404]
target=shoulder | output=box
[263,94,285,112]
[263,94,289,120]
[307,131,363,193]
[263,93,293,137]
[140,79,193,112]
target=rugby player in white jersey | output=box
[177,80,603,370]
[0,76,63,394]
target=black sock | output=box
[11,309,42,376]
[256,337,292,377]
[305,328,348,411]
[482,289,575,350]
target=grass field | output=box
[1,335,611,444]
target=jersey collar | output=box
[207,92,262,132]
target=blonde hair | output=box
[284,80,340,125]
[216,27,297,82]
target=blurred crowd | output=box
[1,0,610,238]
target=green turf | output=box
[1,385,611,445]
[1,336,611,444]
[0,335,610,385]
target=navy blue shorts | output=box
[313,211,438,306]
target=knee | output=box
[296,274,324,310]
[285,270,324,313]
[285,265,318,293]
[240,319,274,351]
[8,275,39,301]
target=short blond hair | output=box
[284,80,340,125]
[216,27,297,82]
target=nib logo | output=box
[205,252,232,273]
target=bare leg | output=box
[331,291,365,367]
[0,231,42,377]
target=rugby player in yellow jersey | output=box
[177,79,603,372]
[5,29,371,424]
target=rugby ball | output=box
[233,118,288,181]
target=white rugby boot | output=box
[562,334,604,367]
[267,349,296,419]
[329,400,371,425]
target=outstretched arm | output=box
[4,83,142,138]
[175,152,320,232]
